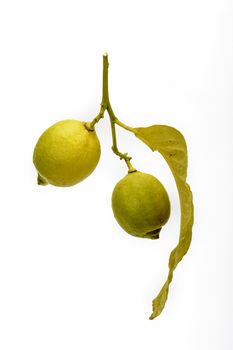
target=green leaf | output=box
[134,125,194,319]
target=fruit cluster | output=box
[33,118,171,239]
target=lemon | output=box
[111,171,170,239]
[33,119,101,187]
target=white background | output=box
[0,0,233,349]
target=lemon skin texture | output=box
[112,171,170,239]
[33,120,101,187]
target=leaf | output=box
[134,125,194,319]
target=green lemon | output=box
[33,119,101,187]
[111,171,170,239]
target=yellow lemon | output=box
[33,120,100,187]
[112,171,170,239]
